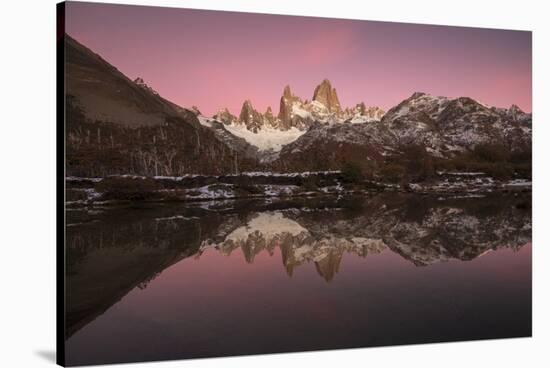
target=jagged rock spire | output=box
[509,104,524,114]
[190,105,202,116]
[264,106,275,125]
[239,100,264,132]
[283,85,293,99]
[356,102,366,115]
[239,100,254,121]
[409,91,427,99]
[278,84,301,129]
[213,108,237,124]
[215,79,386,135]
[507,104,526,122]
[313,79,341,113]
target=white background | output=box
[1,0,549,367]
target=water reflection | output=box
[65,193,531,364]
[195,194,530,279]
[199,212,387,282]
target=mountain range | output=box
[63,34,532,178]
[211,79,385,132]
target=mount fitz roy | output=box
[199,79,387,156]
[211,79,384,133]
[64,34,531,177]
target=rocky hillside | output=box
[64,34,259,177]
[381,92,532,156]
[272,92,531,174]
[275,122,395,172]
[65,34,182,127]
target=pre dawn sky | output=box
[66,2,532,116]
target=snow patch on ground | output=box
[504,179,532,186]
[187,184,235,199]
[155,215,200,221]
[66,176,102,183]
[237,170,340,177]
[438,171,486,176]
[263,185,298,196]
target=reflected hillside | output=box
[66,193,531,337]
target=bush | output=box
[510,147,531,163]
[401,145,435,181]
[66,189,90,202]
[301,175,319,191]
[379,164,406,183]
[95,176,160,200]
[513,162,532,178]
[485,163,514,180]
[472,143,510,162]
[341,162,364,184]
[434,158,456,172]
[448,156,485,172]
[234,184,263,195]
[233,175,263,195]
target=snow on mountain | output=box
[277,80,384,128]
[205,79,385,153]
[198,84,529,164]
[345,103,386,123]
[381,92,532,155]
[223,122,306,152]
[198,113,304,154]
[225,212,309,244]
[197,115,214,128]
[273,91,531,170]
[196,115,261,159]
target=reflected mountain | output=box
[66,193,531,338]
[198,195,530,278]
[199,212,387,281]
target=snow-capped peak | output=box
[203,79,385,152]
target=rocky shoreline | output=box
[65,171,531,209]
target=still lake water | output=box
[65,193,532,366]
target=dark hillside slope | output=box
[64,34,258,176]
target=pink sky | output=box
[66,2,532,116]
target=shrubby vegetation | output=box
[66,95,258,178]
[95,177,160,200]
[341,161,365,184]
[375,144,434,184]
[233,176,264,195]
[370,142,530,183]
[434,143,531,180]
[378,164,406,183]
[301,175,320,191]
